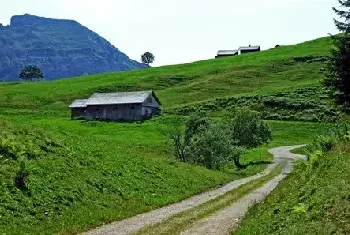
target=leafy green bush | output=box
[170,109,271,170]
[173,86,341,123]
[184,110,210,146]
[169,111,210,163]
[186,124,244,170]
[305,124,350,155]
[225,109,271,149]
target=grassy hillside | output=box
[0,36,333,116]
[235,140,350,235]
[0,36,339,234]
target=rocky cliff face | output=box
[0,14,145,81]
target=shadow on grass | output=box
[244,160,272,167]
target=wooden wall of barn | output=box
[215,54,238,59]
[240,48,260,54]
[85,104,143,121]
[141,95,161,118]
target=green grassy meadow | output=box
[235,141,350,235]
[0,36,340,234]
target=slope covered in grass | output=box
[0,36,339,234]
[0,36,332,117]
[0,117,335,235]
[235,141,350,235]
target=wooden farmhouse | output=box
[238,45,261,54]
[215,50,239,59]
[69,91,161,121]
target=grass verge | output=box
[234,141,350,235]
[135,162,286,235]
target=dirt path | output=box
[82,145,306,235]
[181,146,307,235]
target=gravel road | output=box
[181,145,306,235]
[81,145,306,235]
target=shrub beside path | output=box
[82,145,306,235]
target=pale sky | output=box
[0,0,339,66]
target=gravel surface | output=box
[81,145,305,235]
[181,145,306,235]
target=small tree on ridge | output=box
[141,52,155,67]
[19,65,44,81]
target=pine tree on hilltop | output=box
[333,0,350,32]
[325,1,350,109]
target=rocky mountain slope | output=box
[0,14,145,81]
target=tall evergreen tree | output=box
[325,1,350,108]
[333,0,350,33]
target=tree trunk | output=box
[233,157,246,170]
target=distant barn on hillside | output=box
[69,91,161,121]
[238,45,261,54]
[215,50,239,59]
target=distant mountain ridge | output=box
[0,14,145,81]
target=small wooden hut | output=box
[215,50,239,59]
[238,45,261,54]
[69,91,161,121]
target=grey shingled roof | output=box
[69,99,88,108]
[238,45,261,51]
[217,50,239,55]
[86,91,154,106]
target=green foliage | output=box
[0,117,336,235]
[1,116,264,235]
[0,121,60,160]
[171,110,271,170]
[325,34,350,109]
[175,86,341,122]
[235,140,350,235]
[170,111,210,163]
[141,52,155,66]
[333,0,350,33]
[324,1,350,109]
[308,151,322,167]
[186,124,244,170]
[225,109,271,148]
[19,65,44,82]
[306,124,350,153]
[0,36,332,118]
[0,35,342,234]
[0,122,62,191]
[184,111,210,145]
[169,128,186,162]
[14,160,29,189]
